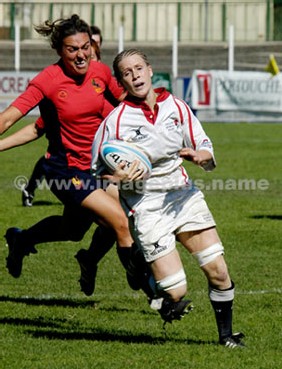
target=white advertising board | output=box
[0,71,38,115]
[191,70,282,122]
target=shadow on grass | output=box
[250,215,282,220]
[0,316,67,328]
[0,295,217,345]
[28,327,212,346]
[0,315,217,345]
[0,295,151,315]
[28,328,168,344]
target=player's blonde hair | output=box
[113,48,150,82]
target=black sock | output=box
[25,156,46,194]
[209,282,235,342]
[116,246,131,270]
[87,226,116,264]
[21,215,73,245]
[117,244,155,299]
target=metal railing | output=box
[0,1,274,43]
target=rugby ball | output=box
[100,140,152,179]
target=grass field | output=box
[0,119,281,369]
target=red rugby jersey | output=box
[12,60,123,170]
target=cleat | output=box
[158,298,193,324]
[5,227,37,278]
[220,332,246,348]
[75,249,97,296]
[21,187,34,207]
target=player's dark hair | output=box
[34,14,91,53]
[113,48,150,82]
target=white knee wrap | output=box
[156,268,187,292]
[193,242,224,267]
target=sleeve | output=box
[181,100,216,171]
[101,63,125,101]
[101,99,115,119]
[11,84,44,115]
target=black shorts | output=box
[43,160,99,206]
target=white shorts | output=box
[126,187,216,263]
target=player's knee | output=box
[193,243,231,287]
[155,268,187,301]
[192,242,224,267]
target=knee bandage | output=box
[193,242,224,267]
[155,268,187,293]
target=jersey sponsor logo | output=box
[91,79,103,93]
[150,241,167,257]
[58,90,68,99]
[130,126,148,141]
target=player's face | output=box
[91,34,101,49]
[118,54,153,99]
[60,33,92,78]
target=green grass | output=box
[0,120,281,369]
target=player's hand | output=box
[179,148,211,167]
[103,160,145,182]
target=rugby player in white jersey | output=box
[92,48,245,348]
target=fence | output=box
[0,1,274,43]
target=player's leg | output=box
[75,224,116,296]
[148,249,193,324]
[22,155,46,206]
[178,227,245,347]
[82,188,132,247]
[137,231,192,323]
[81,188,140,275]
[5,204,93,278]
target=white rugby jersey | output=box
[92,88,216,192]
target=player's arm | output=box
[179,147,213,168]
[0,121,43,152]
[0,105,23,135]
[181,102,216,171]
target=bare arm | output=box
[179,147,212,166]
[0,105,24,135]
[179,147,215,171]
[0,122,42,152]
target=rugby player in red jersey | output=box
[0,15,148,299]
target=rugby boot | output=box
[75,248,98,296]
[158,298,194,325]
[220,332,246,348]
[5,227,37,278]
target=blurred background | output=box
[1,0,282,74]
